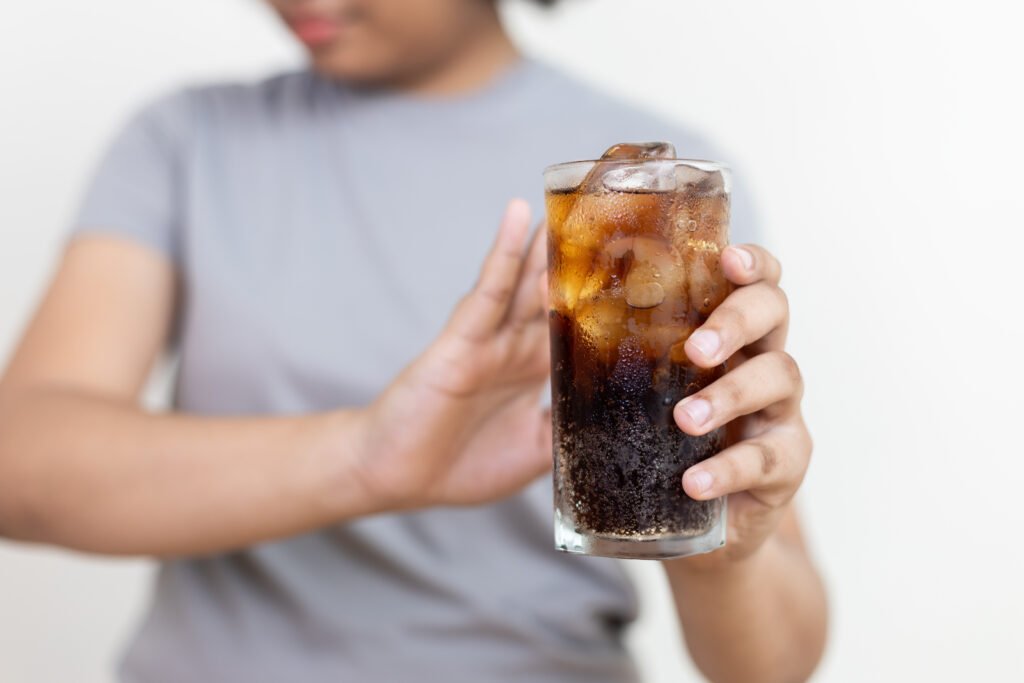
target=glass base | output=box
[554,505,727,560]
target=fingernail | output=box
[679,398,712,427]
[732,246,754,271]
[687,330,721,360]
[688,469,714,495]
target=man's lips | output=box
[288,17,342,47]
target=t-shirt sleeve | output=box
[70,90,193,263]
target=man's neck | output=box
[391,18,520,97]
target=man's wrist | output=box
[301,407,385,523]
[663,535,779,591]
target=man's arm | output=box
[0,201,553,557]
[664,505,828,683]
[660,242,828,681]
[0,237,376,556]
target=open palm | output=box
[355,200,554,510]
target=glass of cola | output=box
[544,142,732,559]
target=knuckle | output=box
[450,297,470,322]
[772,285,790,314]
[712,375,744,413]
[715,453,742,490]
[800,425,815,462]
[764,487,796,508]
[752,440,780,476]
[477,285,513,304]
[713,303,749,336]
[774,350,803,387]
[449,297,475,325]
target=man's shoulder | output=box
[174,69,318,120]
[125,69,321,137]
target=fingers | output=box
[677,244,808,510]
[684,282,789,366]
[673,350,804,436]
[447,199,532,340]
[506,220,549,326]
[721,244,782,287]
[681,421,812,506]
[507,311,552,378]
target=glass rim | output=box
[543,157,731,175]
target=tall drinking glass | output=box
[544,142,731,559]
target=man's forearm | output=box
[664,535,828,683]
[0,385,374,556]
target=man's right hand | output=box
[0,200,552,554]
[349,199,554,511]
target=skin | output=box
[0,1,827,681]
[267,0,520,95]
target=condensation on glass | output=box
[544,142,731,559]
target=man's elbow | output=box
[0,393,55,544]
[0,456,50,545]
[694,648,826,683]
[690,591,829,683]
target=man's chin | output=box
[308,54,412,91]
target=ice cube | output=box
[644,323,694,359]
[671,169,731,248]
[545,161,594,193]
[560,188,669,249]
[604,235,686,301]
[552,191,669,312]
[600,142,677,160]
[685,250,730,315]
[675,164,726,196]
[551,241,595,311]
[675,164,709,189]
[579,265,611,303]
[549,271,577,313]
[575,294,629,356]
[624,261,665,309]
[603,235,667,262]
[625,281,664,309]
[669,336,691,364]
[602,161,676,193]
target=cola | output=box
[544,142,732,559]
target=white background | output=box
[1,1,1022,681]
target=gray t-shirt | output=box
[73,57,757,683]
